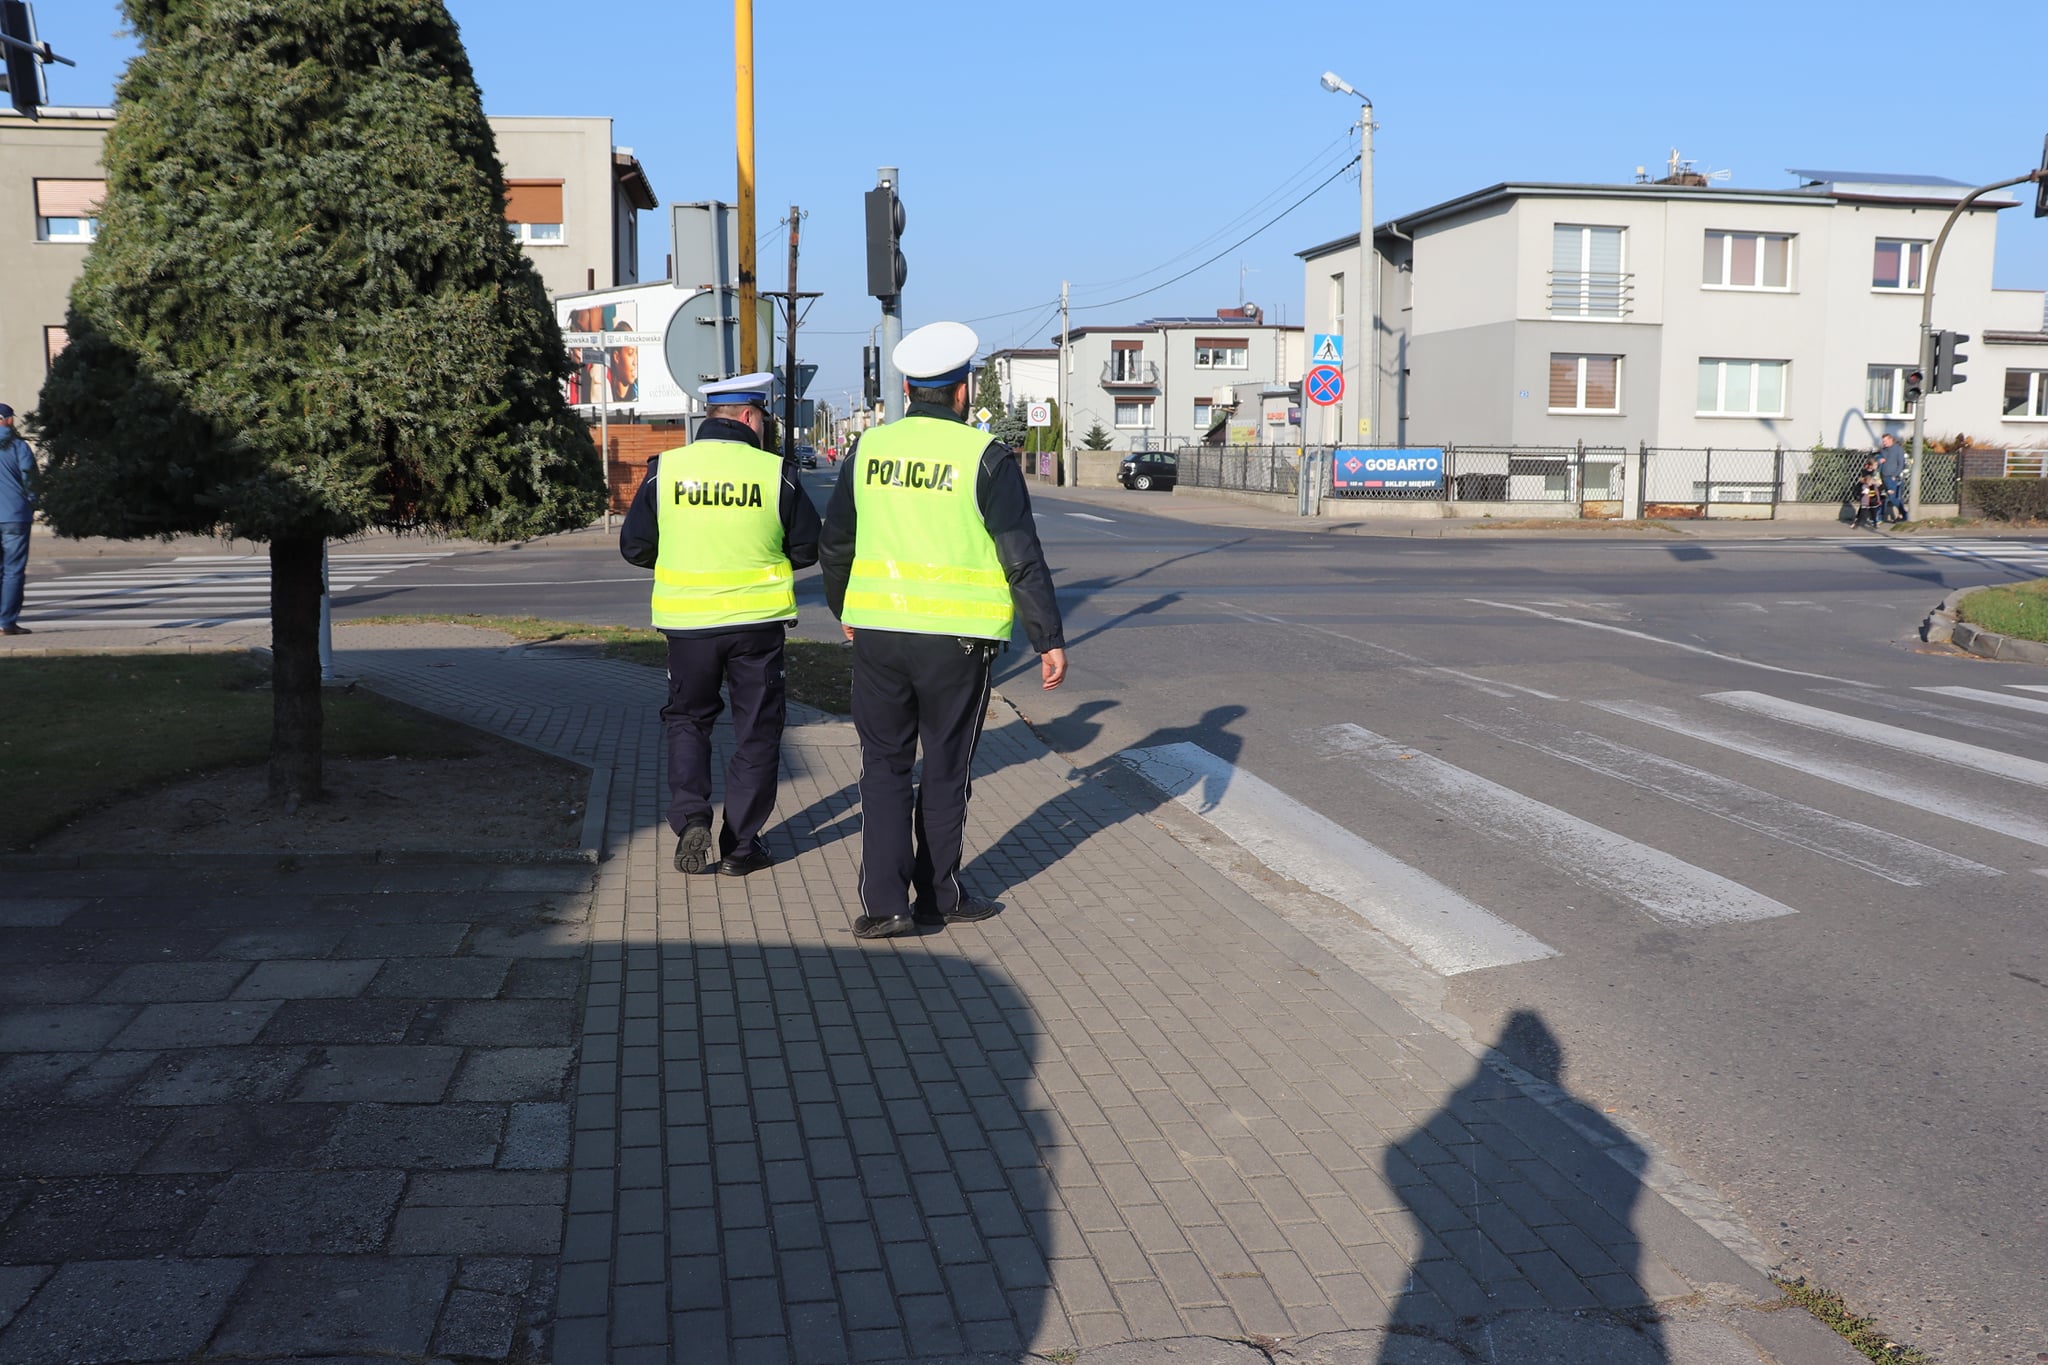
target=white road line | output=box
[1116,742,1557,976]
[1592,699,2048,849]
[1315,723,1796,927]
[1064,512,1116,523]
[1217,602,1559,698]
[1465,598,1869,685]
[2015,685,2048,695]
[1916,686,2048,718]
[1450,710,1999,887]
[1706,691,2048,790]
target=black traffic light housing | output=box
[1,1,45,120]
[1931,330,1969,393]
[864,184,906,299]
[861,345,880,407]
[1903,368,1924,409]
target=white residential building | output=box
[1050,305,1305,451]
[1297,170,2048,457]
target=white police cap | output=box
[701,372,777,406]
[893,321,979,387]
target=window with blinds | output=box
[34,179,105,243]
[1703,231,1791,289]
[1697,358,1787,416]
[1548,354,1620,413]
[504,179,565,243]
[1193,337,1249,370]
[1550,224,1627,318]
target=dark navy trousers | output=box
[662,624,786,858]
[850,630,996,920]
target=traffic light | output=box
[1,1,45,120]
[861,345,879,407]
[1903,368,1924,409]
[1931,330,1969,393]
[863,182,906,299]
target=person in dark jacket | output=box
[619,373,823,876]
[819,321,1067,939]
[0,403,37,636]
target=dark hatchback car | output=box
[794,445,818,470]
[1117,450,1177,491]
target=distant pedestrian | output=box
[619,372,822,876]
[820,321,1067,939]
[0,402,37,636]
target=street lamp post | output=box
[1321,71,1375,449]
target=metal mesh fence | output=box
[1180,446,1301,495]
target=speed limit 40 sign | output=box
[1026,401,1052,427]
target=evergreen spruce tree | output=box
[1082,422,1115,451]
[972,362,1004,428]
[34,0,604,805]
[992,398,1028,448]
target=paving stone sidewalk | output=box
[0,623,1861,1364]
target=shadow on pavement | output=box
[1378,1010,1669,1362]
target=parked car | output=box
[795,445,818,470]
[1117,450,1177,491]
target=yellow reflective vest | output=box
[650,440,796,630]
[841,418,1013,641]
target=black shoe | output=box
[1,624,28,636]
[718,848,776,876]
[913,896,1003,926]
[853,914,916,939]
[673,823,713,873]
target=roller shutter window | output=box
[35,179,104,242]
[504,179,565,243]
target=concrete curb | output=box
[1924,584,2048,663]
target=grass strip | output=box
[345,614,854,714]
[1771,1275,1931,1365]
[0,652,484,850]
[1955,577,2048,643]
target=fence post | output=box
[1625,442,1646,519]
[1443,442,1455,517]
[1772,446,1784,518]
[1574,440,1585,518]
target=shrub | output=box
[1960,478,2048,522]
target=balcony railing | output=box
[1101,359,1160,387]
[1547,271,1633,319]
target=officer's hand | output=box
[842,625,855,642]
[1040,647,1068,690]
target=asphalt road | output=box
[23,475,2048,1361]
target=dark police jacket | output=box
[619,416,823,637]
[818,402,1066,654]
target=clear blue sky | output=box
[44,1,2048,406]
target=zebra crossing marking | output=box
[1592,699,2048,849]
[1117,742,1557,976]
[1314,723,1796,927]
[26,553,450,630]
[1449,709,1999,887]
[1915,686,2048,718]
[1706,691,2048,790]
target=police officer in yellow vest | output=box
[620,372,822,876]
[820,322,1068,939]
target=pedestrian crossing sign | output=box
[1312,333,1343,365]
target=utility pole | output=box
[782,205,800,458]
[764,206,821,460]
[1058,280,1071,487]
[1907,163,2046,517]
[733,0,758,372]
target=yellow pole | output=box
[734,0,758,373]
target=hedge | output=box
[1960,478,2048,522]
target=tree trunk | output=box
[267,535,324,805]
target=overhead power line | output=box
[1073,154,1360,314]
